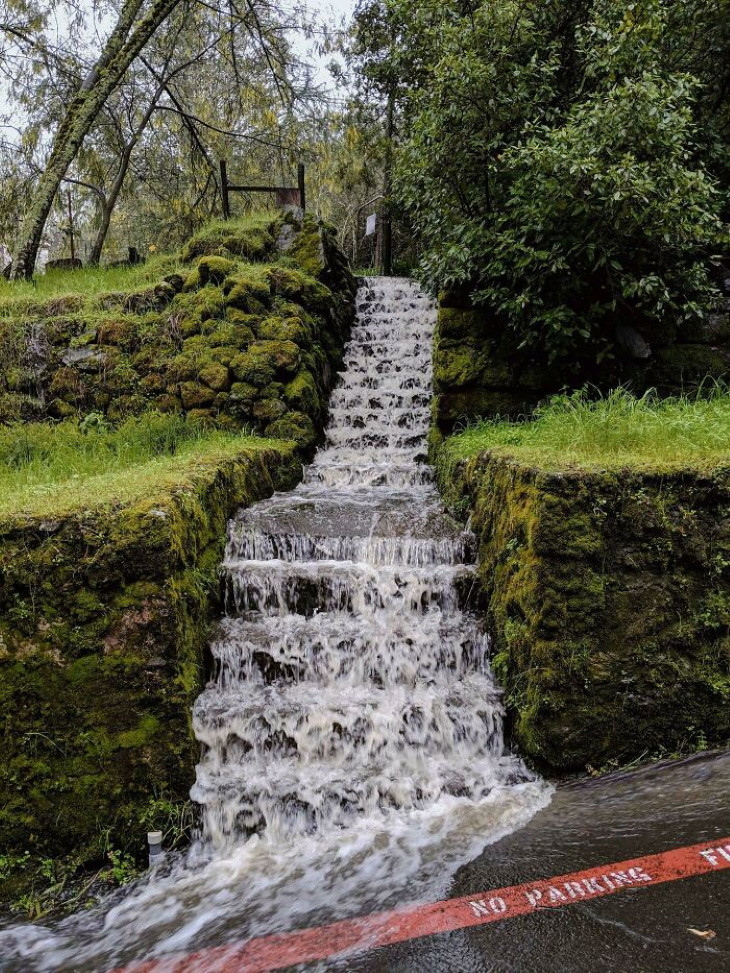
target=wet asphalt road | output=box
[343,752,730,972]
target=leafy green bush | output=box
[474,73,724,363]
[392,0,729,365]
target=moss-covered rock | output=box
[196,256,236,286]
[253,398,288,423]
[198,362,231,393]
[223,275,272,314]
[284,369,320,416]
[256,315,311,346]
[180,215,277,263]
[180,382,217,409]
[265,410,317,448]
[229,349,277,387]
[437,449,730,772]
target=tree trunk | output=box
[88,200,116,267]
[88,87,163,265]
[11,0,181,278]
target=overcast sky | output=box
[310,0,356,23]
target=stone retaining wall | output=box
[0,443,300,875]
[438,451,730,772]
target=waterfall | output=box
[0,279,550,972]
[191,278,536,846]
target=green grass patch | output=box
[0,414,290,518]
[0,255,184,315]
[443,387,730,471]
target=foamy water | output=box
[0,278,551,972]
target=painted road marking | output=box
[116,838,730,973]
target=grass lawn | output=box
[0,256,185,316]
[0,414,291,519]
[0,211,278,317]
[442,387,730,472]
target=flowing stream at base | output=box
[0,279,551,972]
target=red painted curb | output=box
[114,837,730,973]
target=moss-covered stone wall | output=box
[0,214,356,451]
[0,442,300,880]
[438,452,730,772]
[433,291,730,436]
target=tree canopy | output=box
[353,0,730,364]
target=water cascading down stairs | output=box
[191,277,535,847]
[0,280,549,972]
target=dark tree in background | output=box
[354,0,730,365]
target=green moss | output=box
[253,398,288,423]
[225,308,261,329]
[207,323,253,350]
[249,339,300,373]
[196,256,236,286]
[433,344,492,390]
[229,349,276,387]
[198,362,231,392]
[223,275,272,314]
[116,714,160,749]
[437,444,730,772]
[180,214,278,263]
[265,410,317,449]
[172,287,226,326]
[284,369,320,416]
[180,383,217,409]
[288,216,328,278]
[256,315,310,346]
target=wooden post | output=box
[220,160,231,220]
[298,163,306,213]
[67,189,76,263]
[382,92,394,277]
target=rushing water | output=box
[0,278,550,971]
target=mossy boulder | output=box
[229,349,277,387]
[207,323,253,350]
[284,369,320,416]
[223,275,272,314]
[256,315,311,346]
[181,216,277,262]
[265,410,317,448]
[198,362,231,392]
[196,255,236,286]
[288,216,329,278]
[250,339,300,373]
[180,382,218,409]
[229,382,261,416]
[253,398,288,423]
